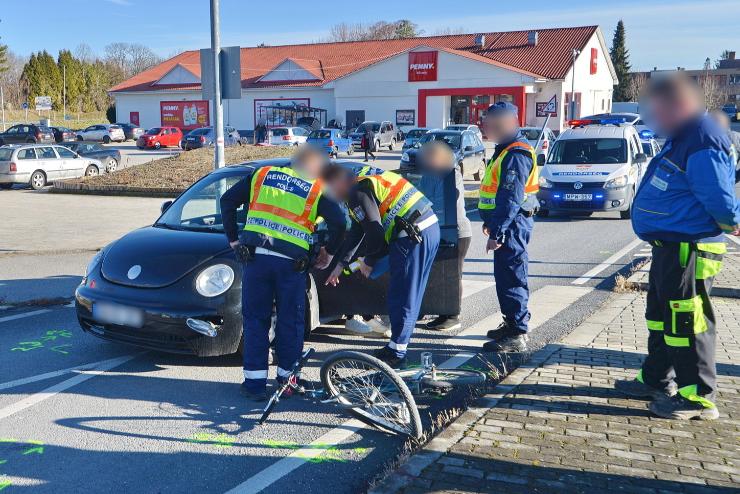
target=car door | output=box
[3,125,20,144]
[461,133,478,176]
[55,145,82,178]
[15,147,37,177]
[313,167,460,317]
[35,146,61,180]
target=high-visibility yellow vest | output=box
[478,140,539,210]
[243,166,322,254]
[357,171,425,242]
[356,165,386,177]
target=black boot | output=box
[374,346,407,369]
[483,333,528,353]
[486,320,516,340]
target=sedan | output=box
[401,129,487,180]
[181,126,240,150]
[63,141,122,173]
[50,126,77,143]
[402,128,430,150]
[75,159,461,356]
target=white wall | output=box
[114,91,205,130]
[563,33,615,120]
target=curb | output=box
[51,180,182,198]
[626,263,740,299]
[368,293,633,494]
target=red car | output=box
[136,127,183,150]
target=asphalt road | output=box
[0,203,643,493]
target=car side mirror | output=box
[464,145,474,152]
[537,154,545,166]
[635,153,648,164]
[161,200,173,214]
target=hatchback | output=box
[137,127,184,150]
[269,127,309,146]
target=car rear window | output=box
[547,138,628,165]
[16,148,37,160]
[271,128,289,136]
[146,128,162,134]
[406,129,426,138]
[309,130,331,139]
[110,125,122,130]
[189,128,211,136]
[0,148,13,161]
[520,129,542,140]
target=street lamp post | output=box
[209,0,225,169]
[570,48,581,120]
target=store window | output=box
[450,96,471,124]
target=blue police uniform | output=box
[630,113,740,412]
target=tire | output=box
[85,165,99,177]
[374,140,380,153]
[458,161,464,178]
[0,183,13,190]
[347,145,354,156]
[395,368,487,389]
[102,135,111,144]
[536,209,550,218]
[77,135,83,141]
[29,170,46,190]
[620,188,634,219]
[106,158,118,173]
[320,350,422,439]
[154,142,161,150]
[388,139,395,151]
[473,159,486,181]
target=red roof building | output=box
[111,26,617,134]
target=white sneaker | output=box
[367,316,392,338]
[344,315,373,335]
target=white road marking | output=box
[572,238,643,285]
[461,279,494,298]
[0,309,51,324]
[0,354,139,421]
[0,354,138,392]
[225,419,366,494]
[726,234,740,247]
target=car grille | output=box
[553,181,605,189]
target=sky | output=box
[1,0,737,71]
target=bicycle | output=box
[258,349,487,440]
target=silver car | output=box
[0,144,103,190]
[77,124,126,143]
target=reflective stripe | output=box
[664,334,690,347]
[243,369,268,379]
[695,242,725,280]
[696,257,723,280]
[387,340,407,352]
[358,172,425,242]
[678,384,715,408]
[646,320,664,331]
[245,217,313,245]
[277,367,293,378]
[635,369,645,384]
[479,140,539,210]
[696,242,727,255]
[679,242,690,268]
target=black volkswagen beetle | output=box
[75,159,462,356]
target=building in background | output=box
[109,26,617,134]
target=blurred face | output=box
[483,112,518,142]
[323,172,353,202]
[420,143,454,175]
[644,85,703,136]
[293,150,325,179]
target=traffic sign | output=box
[21,102,28,110]
[34,96,52,111]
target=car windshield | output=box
[520,129,542,140]
[419,132,461,149]
[155,172,247,232]
[0,148,13,161]
[146,127,162,134]
[547,138,628,165]
[188,128,211,136]
[406,129,426,138]
[356,123,380,133]
[309,130,332,139]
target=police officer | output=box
[322,165,440,368]
[478,102,540,353]
[614,74,740,420]
[220,146,346,401]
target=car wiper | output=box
[153,223,184,231]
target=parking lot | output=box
[0,174,649,492]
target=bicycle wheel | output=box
[320,351,422,440]
[396,368,487,389]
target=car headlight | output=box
[195,264,235,297]
[401,152,410,162]
[604,175,628,189]
[538,177,554,189]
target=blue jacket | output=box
[478,133,536,241]
[632,114,740,242]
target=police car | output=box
[536,117,648,219]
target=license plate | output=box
[564,193,592,201]
[92,303,144,328]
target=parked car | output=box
[77,124,126,143]
[401,129,487,180]
[74,159,461,356]
[116,123,145,141]
[268,127,309,147]
[50,126,77,143]
[445,124,483,141]
[137,127,183,150]
[402,128,430,150]
[350,121,397,150]
[0,144,104,190]
[722,103,738,122]
[181,126,241,150]
[641,137,661,163]
[296,116,322,131]
[519,126,557,163]
[0,124,55,145]
[307,128,354,157]
[63,141,121,173]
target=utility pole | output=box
[570,48,581,120]
[209,0,225,169]
[63,65,66,122]
[1,86,5,131]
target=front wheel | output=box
[106,158,118,173]
[620,187,635,219]
[473,159,486,181]
[102,135,111,144]
[85,165,99,177]
[320,351,422,440]
[388,139,395,151]
[77,135,83,141]
[347,145,354,156]
[154,142,161,150]
[396,368,487,390]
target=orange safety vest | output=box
[478,140,539,210]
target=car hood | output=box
[543,164,626,182]
[101,226,231,288]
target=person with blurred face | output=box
[709,109,740,180]
[615,74,740,420]
[478,102,540,353]
[416,141,472,331]
[220,145,346,401]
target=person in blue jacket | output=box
[615,74,740,420]
[478,102,540,353]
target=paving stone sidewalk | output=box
[373,290,740,494]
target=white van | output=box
[536,119,648,219]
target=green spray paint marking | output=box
[22,441,44,455]
[187,433,234,448]
[11,330,73,355]
[262,440,360,463]
[0,460,6,465]
[0,479,11,491]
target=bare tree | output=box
[0,50,27,107]
[432,26,466,36]
[104,42,161,80]
[326,20,421,42]
[74,43,96,64]
[626,72,648,101]
[697,70,726,110]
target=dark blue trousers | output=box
[242,254,306,393]
[387,223,440,357]
[493,214,533,334]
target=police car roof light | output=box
[639,129,655,139]
[568,117,626,127]
[568,119,595,127]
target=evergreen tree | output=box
[610,20,632,102]
[0,44,8,74]
[58,50,84,113]
[21,51,62,110]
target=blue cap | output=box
[487,101,518,117]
